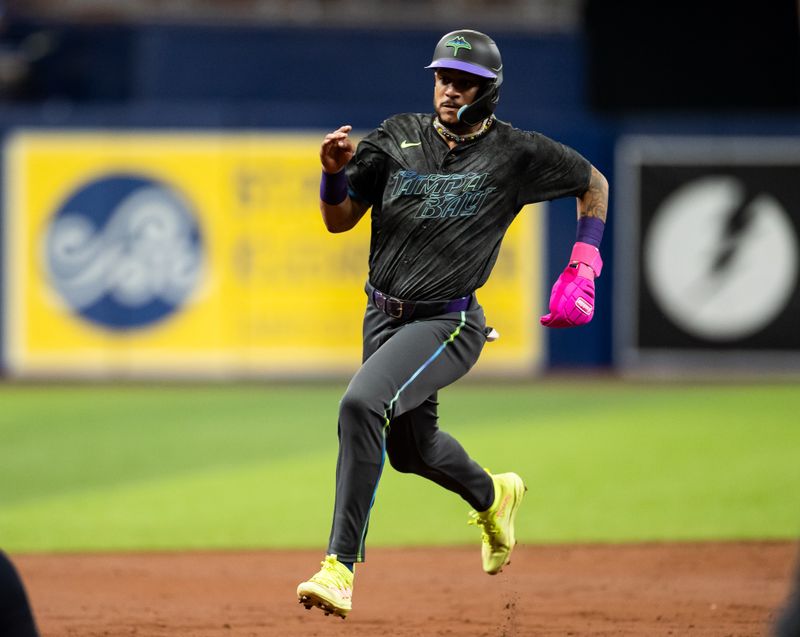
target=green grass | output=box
[1,381,798,552]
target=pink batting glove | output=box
[540,242,603,328]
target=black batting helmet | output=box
[425,29,504,125]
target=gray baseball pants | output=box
[326,290,495,563]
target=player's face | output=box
[433,69,484,129]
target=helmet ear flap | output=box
[457,74,502,126]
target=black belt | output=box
[367,283,471,320]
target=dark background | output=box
[1,0,798,369]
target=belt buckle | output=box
[373,289,406,319]
[386,298,404,319]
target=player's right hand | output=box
[320,125,355,174]
[540,242,602,328]
[539,266,596,328]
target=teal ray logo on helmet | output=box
[445,36,471,57]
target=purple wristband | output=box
[320,169,348,205]
[576,216,605,248]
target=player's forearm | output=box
[543,167,607,328]
[319,166,366,232]
[320,198,366,233]
[577,166,608,223]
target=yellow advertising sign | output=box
[3,131,541,377]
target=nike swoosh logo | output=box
[400,140,422,148]
[491,64,503,73]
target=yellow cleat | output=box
[297,554,353,619]
[468,472,526,575]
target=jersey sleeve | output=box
[515,132,592,207]
[345,126,391,205]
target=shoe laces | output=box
[468,509,500,545]
[313,555,352,589]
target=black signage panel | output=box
[616,137,800,371]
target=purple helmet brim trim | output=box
[425,59,497,79]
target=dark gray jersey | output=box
[346,112,591,300]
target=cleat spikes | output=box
[298,595,349,619]
[299,595,314,610]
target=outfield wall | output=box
[0,22,797,376]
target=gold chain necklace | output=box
[433,116,494,144]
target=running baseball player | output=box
[775,557,800,637]
[0,552,40,637]
[297,28,608,618]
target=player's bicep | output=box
[516,134,592,206]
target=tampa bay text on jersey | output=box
[390,170,496,218]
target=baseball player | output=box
[775,556,800,637]
[297,28,608,619]
[0,552,40,637]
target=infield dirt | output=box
[15,541,798,636]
